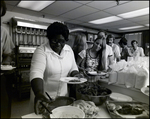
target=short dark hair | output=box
[46,22,69,41]
[131,40,138,46]
[97,29,107,36]
[118,37,127,45]
[106,34,115,41]
[1,0,7,17]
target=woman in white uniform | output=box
[29,22,82,113]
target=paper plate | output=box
[87,71,107,76]
[110,92,132,102]
[141,87,149,96]
[60,77,87,84]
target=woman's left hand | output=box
[73,73,84,79]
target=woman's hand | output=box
[34,92,51,115]
[73,73,84,78]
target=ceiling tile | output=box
[76,11,112,22]
[75,1,93,4]
[5,1,20,6]
[99,19,132,27]
[105,1,149,15]
[113,22,143,28]
[5,4,15,11]
[12,7,56,19]
[66,20,83,25]
[136,20,149,25]
[53,16,71,22]
[86,1,116,10]
[41,1,82,16]
[59,5,99,19]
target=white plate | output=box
[114,110,148,118]
[87,71,107,76]
[110,92,132,102]
[1,65,16,70]
[141,87,149,96]
[60,77,87,84]
[50,106,85,118]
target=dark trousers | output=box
[1,74,12,118]
[68,84,76,99]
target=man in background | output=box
[1,0,15,118]
[106,34,121,62]
[130,40,145,57]
[118,37,132,61]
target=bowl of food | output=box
[36,96,75,118]
[76,82,112,105]
[50,106,85,118]
[48,96,75,110]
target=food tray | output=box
[105,101,149,118]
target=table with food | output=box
[22,58,149,118]
[22,78,149,118]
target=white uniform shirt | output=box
[111,43,121,63]
[1,26,15,63]
[30,43,78,99]
[131,47,145,57]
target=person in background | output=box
[1,0,15,118]
[118,37,132,61]
[106,34,121,62]
[72,33,88,63]
[1,1,15,65]
[130,40,145,57]
[78,30,114,75]
[29,22,83,114]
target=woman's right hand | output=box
[34,92,51,115]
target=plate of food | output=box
[60,77,87,84]
[1,65,16,70]
[106,101,149,118]
[141,87,149,96]
[87,71,107,76]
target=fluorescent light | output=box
[119,26,144,30]
[17,21,48,29]
[69,28,85,33]
[118,7,149,18]
[17,1,55,11]
[14,16,36,22]
[89,16,122,24]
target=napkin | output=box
[109,60,127,72]
[125,66,137,88]
[135,66,149,89]
[108,71,118,85]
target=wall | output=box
[1,11,60,37]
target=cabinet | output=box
[11,18,48,99]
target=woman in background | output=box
[72,33,88,63]
[78,30,114,79]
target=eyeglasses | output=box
[51,39,66,45]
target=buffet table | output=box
[21,103,111,118]
[98,78,149,105]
